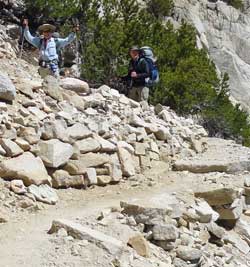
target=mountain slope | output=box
[173,0,250,111]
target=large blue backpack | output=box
[140,46,159,86]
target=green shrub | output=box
[146,0,173,18]
[223,0,244,9]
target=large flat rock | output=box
[195,187,241,206]
[52,170,84,188]
[0,152,50,186]
[121,193,181,224]
[60,78,90,94]
[174,138,250,174]
[74,138,100,154]
[49,219,123,255]
[64,153,109,175]
[35,139,73,168]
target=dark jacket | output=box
[127,56,151,87]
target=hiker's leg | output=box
[49,61,60,78]
[38,67,50,79]
[139,86,149,102]
[128,87,137,101]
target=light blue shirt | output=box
[24,27,76,61]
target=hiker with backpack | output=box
[22,19,79,78]
[123,46,159,102]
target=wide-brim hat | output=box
[38,24,56,34]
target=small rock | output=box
[129,113,146,128]
[176,246,202,262]
[62,90,86,112]
[155,126,171,141]
[18,198,35,209]
[15,138,30,151]
[134,143,146,156]
[118,147,135,177]
[194,199,219,223]
[244,177,250,187]
[224,232,250,255]
[140,155,151,169]
[19,107,30,117]
[97,137,117,153]
[97,175,111,186]
[0,207,9,223]
[109,154,123,182]
[28,184,59,205]
[1,138,23,157]
[42,120,69,142]
[0,102,7,111]
[10,180,26,194]
[0,144,6,156]
[215,198,243,220]
[18,127,41,145]
[57,228,68,237]
[127,216,137,226]
[154,240,176,251]
[85,168,97,185]
[152,224,179,241]
[98,121,110,135]
[42,76,63,101]
[244,209,250,216]
[28,106,47,121]
[154,104,164,115]
[173,258,189,267]
[66,123,92,141]
[117,141,135,154]
[121,201,172,225]
[0,71,16,101]
[235,219,250,244]
[128,234,150,258]
[207,221,226,239]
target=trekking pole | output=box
[75,33,80,74]
[72,18,80,77]
[19,25,25,59]
[19,17,28,59]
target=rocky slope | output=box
[2,7,250,267]
[0,22,207,197]
[173,0,250,111]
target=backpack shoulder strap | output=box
[138,56,149,65]
[141,57,154,70]
[38,38,43,49]
[54,38,59,46]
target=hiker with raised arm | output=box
[23,19,79,78]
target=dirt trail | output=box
[0,189,121,267]
[0,170,181,266]
[0,167,245,267]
